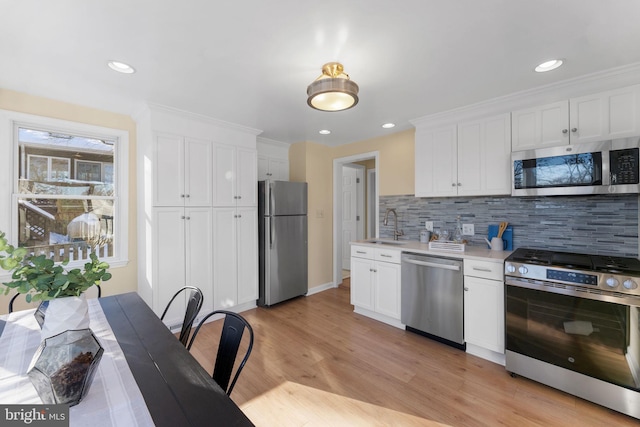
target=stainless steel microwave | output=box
[511,138,640,196]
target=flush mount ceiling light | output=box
[307,62,359,112]
[535,59,563,73]
[107,60,135,74]
[319,129,331,135]
[382,123,396,129]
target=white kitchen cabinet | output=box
[258,155,289,181]
[212,206,258,309]
[213,143,257,207]
[137,104,261,318]
[463,258,505,365]
[415,113,511,197]
[152,206,213,326]
[512,84,640,150]
[153,133,213,207]
[350,245,402,328]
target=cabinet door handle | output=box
[181,194,185,198]
[457,183,461,186]
[356,250,367,254]
[186,194,190,198]
[181,216,185,219]
[186,216,190,220]
[562,129,568,134]
[472,267,492,272]
[464,287,469,291]
[571,128,577,132]
[380,254,392,258]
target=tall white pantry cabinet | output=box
[136,105,261,328]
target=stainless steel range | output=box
[504,248,640,419]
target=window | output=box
[8,118,128,268]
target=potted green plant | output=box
[0,231,112,338]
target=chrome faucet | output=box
[383,208,404,240]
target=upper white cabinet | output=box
[512,84,640,150]
[153,134,213,207]
[213,143,257,207]
[415,113,511,198]
[258,155,289,181]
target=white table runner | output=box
[0,299,155,427]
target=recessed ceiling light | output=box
[382,123,396,129]
[107,60,136,74]
[319,129,331,135]
[535,59,563,73]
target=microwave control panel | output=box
[610,148,639,185]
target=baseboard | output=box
[306,281,337,296]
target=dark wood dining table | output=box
[0,292,255,427]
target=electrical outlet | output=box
[462,224,474,235]
[424,221,433,232]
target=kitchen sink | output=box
[363,239,408,246]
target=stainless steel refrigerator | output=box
[258,180,308,306]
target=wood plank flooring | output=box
[188,280,639,426]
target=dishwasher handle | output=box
[402,258,461,271]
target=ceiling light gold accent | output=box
[307,62,359,112]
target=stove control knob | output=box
[623,279,638,290]
[506,264,516,273]
[605,277,619,288]
[518,266,528,275]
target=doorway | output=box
[341,164,365,271]
[333,152,379,287]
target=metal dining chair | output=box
[160,286,204,347]
[187,310,254,395]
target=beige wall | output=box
[290,129,415,289]
[0,89,138,314]
[289,141,334,290]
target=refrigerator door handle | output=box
[267,182,274,216]
[269,217,274,249]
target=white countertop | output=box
[351,239,512,263]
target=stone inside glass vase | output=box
[27,329,104,406]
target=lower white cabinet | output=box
[152,207,213,326]
[463,259,505,365]
[350,245,403,328]
[212,207,258,309]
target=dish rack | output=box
[428,240,466,252]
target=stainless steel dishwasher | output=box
[401,252,465,349]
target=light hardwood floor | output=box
[188,280,639,426]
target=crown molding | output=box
[136,102,263,136]
[411,62,640,129]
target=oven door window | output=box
[514,151,602,189]
[506,285,640,392]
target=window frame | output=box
[1,110,129,270]
[27,154,71,181]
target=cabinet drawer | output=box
[351,245,374,259]
[374,248,401,264]
[464,259,503,281]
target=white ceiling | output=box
[3,0,640,146]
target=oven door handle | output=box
[403,258,460,271]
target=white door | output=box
[212,207,238,308]
[184,138,213,207]
[153,207,186,322]
[153,134,185,207]
[185,207,213,313]
[236,207,258,305]
[236,148,257,206]
[342,165,359,269]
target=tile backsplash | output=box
[379,194,639,257]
